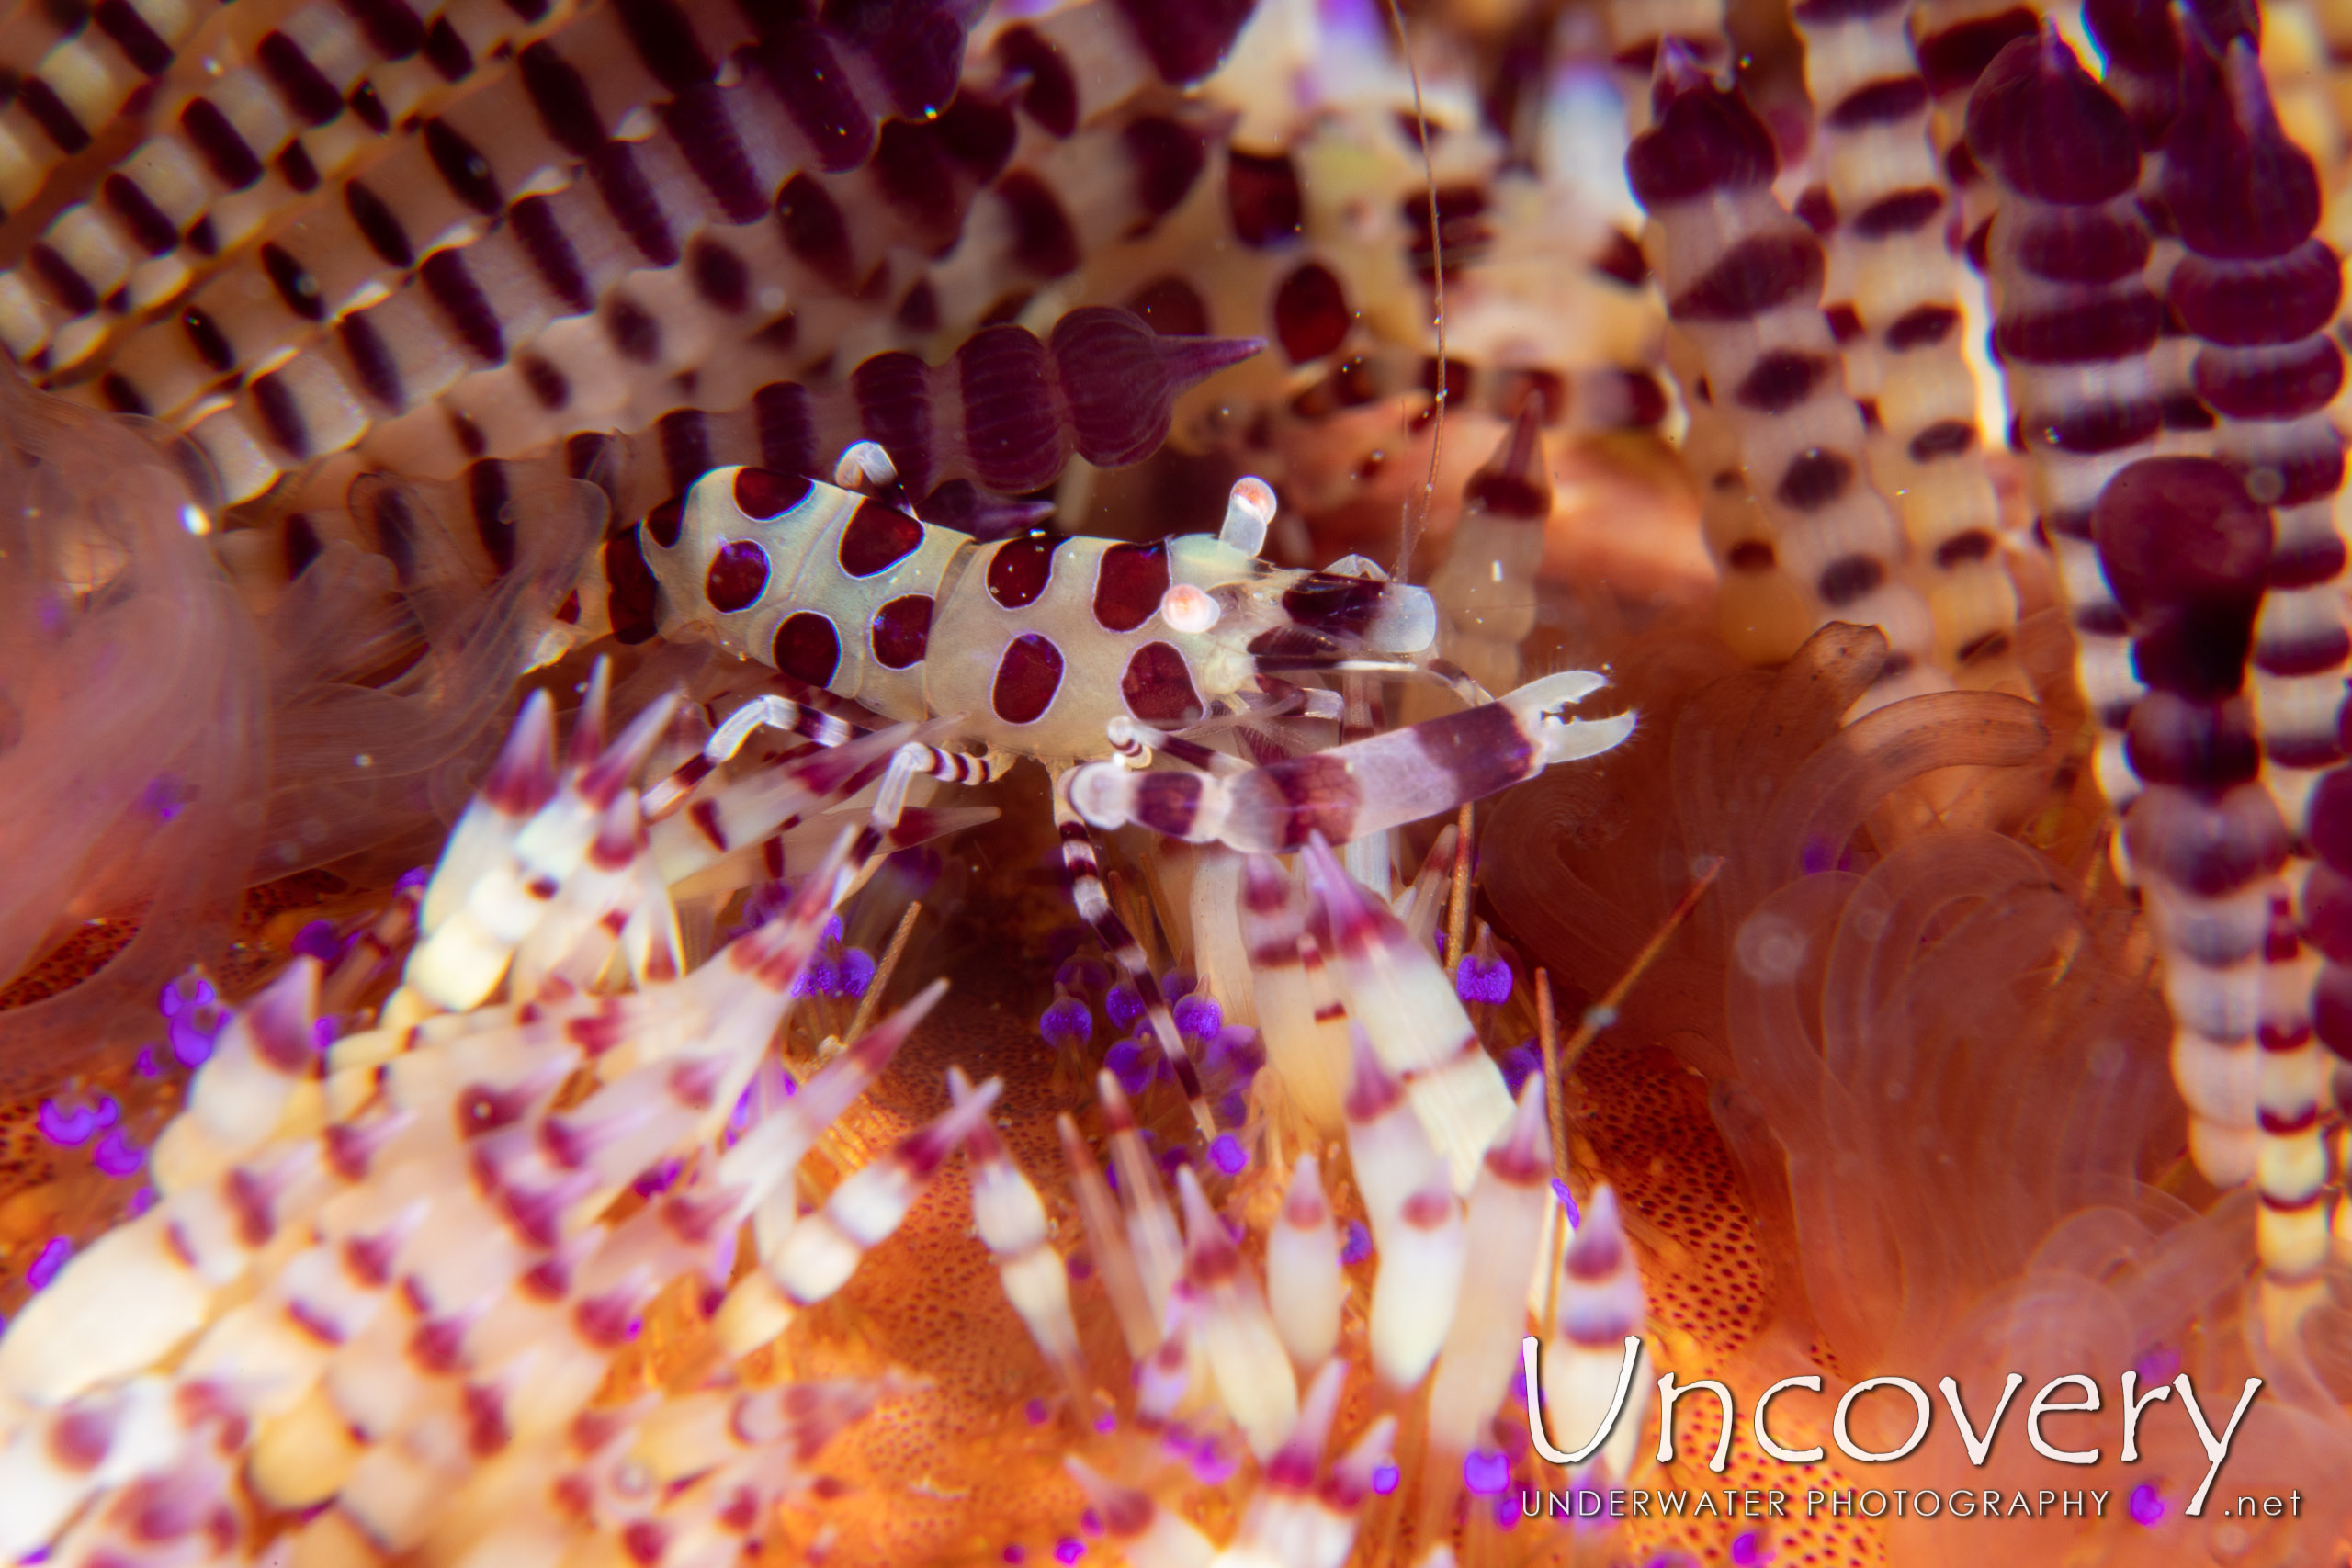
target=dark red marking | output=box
[870,594,933,668]
[253,372,310,458]
[753,21,874,172]
[603,296,662,362]
[94,0,170,73]
[424,118,501,213]
[996,25,1074,135]
[345,179,414,266]
[705,540,769,613]
[1885,304,1961,350]
[1733,350,1829,413]
[774,170,854,288]
[98,373,148,415]
[2017,209,2152,284]
[668,84,765,222]
[1817,554,1885,606]
[348,80,390,133]
[102,175,176,254]
[998,169,1080,277]
[987,533,1061,607]
[1776,448,1853,511]
[1934,528,1996,568]
[959,323,1059,492]
[424,15,471,78]
[340,313,401,407]
[1121,641,1203,725]
[27,245,93,315]
[1093,540,1170,632]
[1830,74,1928,128]
[2161,53,2319,261]
[2194,339,2343,422]
[645,495,684,548]
[1125,115,1207,217]
[1910,420,1978,461]
[262,243,323,321]
[1964,33,2139,205]
[277,143,319,191]
[2171,242,2340,346]
[1254,753,1362,849]
[1227,149,1303,247]
[1996,292,2162,363]
[422,250,503,363]
[1283,571,1384,636]
[2128,784,2287,896]
[341,0,424,59]
[774,612,842,687]
[839,498,925,576]
[512,196,589,310]
[853,349,935,493]
[991,633,1065,724]
[613,0,711,90]
[1109,0,1254,85]
[1627,77,1777,207]
[688,237,750,313]
[589,141,677,266]
[181,307,232,370]
[1129,275,1209,337]
[657,408,710,492]
[1851,186,1944,238]
[520,42,605,154]
[1669,232,1824,321]
[735,467,812,520]
[604,527,662,644]
[1273,262,1350,363]
[751,383,814,477]
[18,78,89,154]
[468,459,514,571]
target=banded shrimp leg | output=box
[1067,670,1639,854]
[640,694,1228,1140]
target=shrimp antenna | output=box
[1382,0,1445,583]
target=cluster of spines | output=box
[266,306,1256,597]
[85,0,1270,505]
[2158,28,2350,823]
[87,0,995,502]
[1626,48,1944,706]
[1965,30,2161,802]
[335,85,1271,501]
[1791,0,2020,682]
[1608,0,1825,670]
[2092,458,2327,1306]
[0,0,277,223]
[0,689,1013,1563]
[0,0,581,374]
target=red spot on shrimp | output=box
[645,494,684,548]
[1120,641,1203,725]
[870,594,933,668]
[1273,262,1350,363]
[705,540,770,612]
[992,634,1065,724]
[774,613,842,688]
[838,498,924,576]
[1093,540,1170,631]
[733,467,813,519]
[988,533,1061,607]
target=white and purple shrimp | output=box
[631,444,1635,1134]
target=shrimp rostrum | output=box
[633,447,1634,1131]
